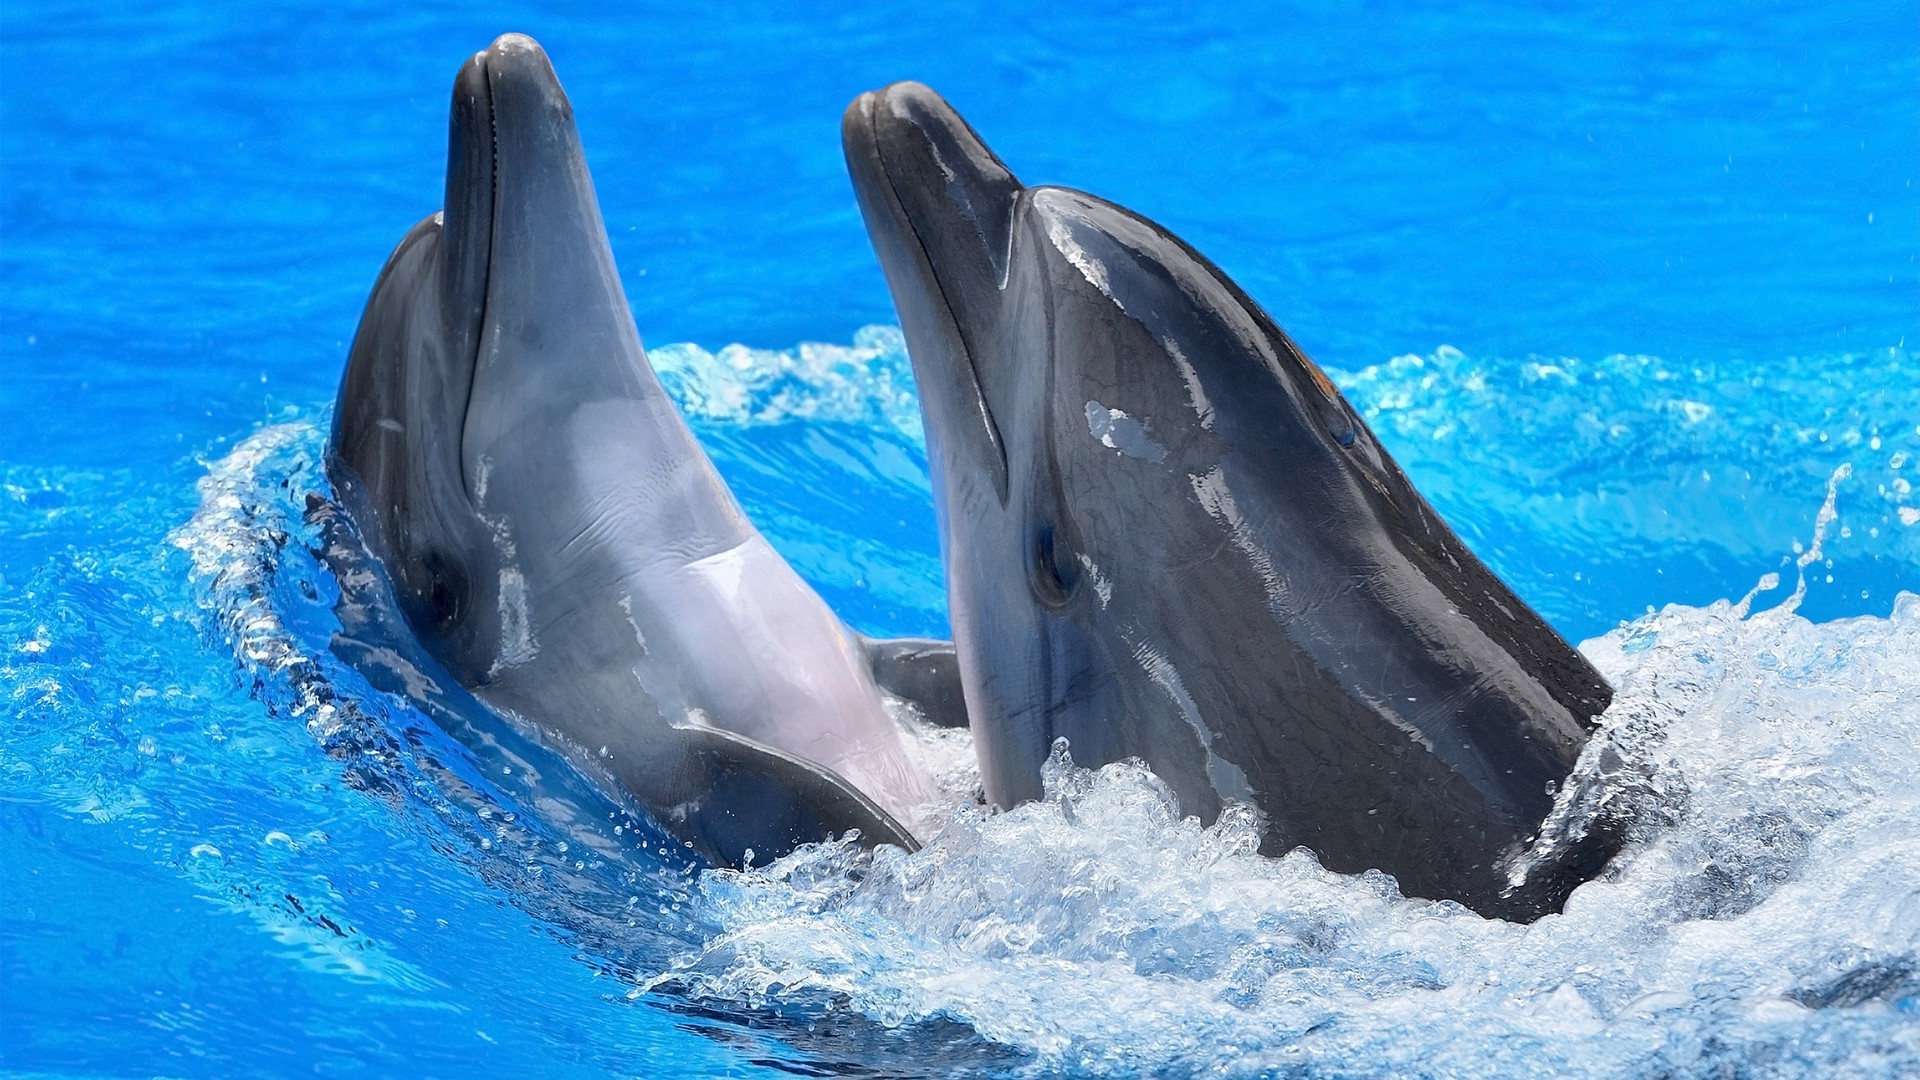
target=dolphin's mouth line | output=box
[870,121,978,404]
[482,63,498,357]
[455,55,500,507]
[860,97,1012,502]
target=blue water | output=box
[3,2,1916,1076]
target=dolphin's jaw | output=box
[442,44,499,499]
[845,84,1019,505]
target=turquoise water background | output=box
[3,2,1917,1076]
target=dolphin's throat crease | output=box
[324,35,1615,922]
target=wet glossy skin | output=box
[327,36,942,866]
[844,82,1615,920]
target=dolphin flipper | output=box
[664,727,920,867]
[861,636,969,729]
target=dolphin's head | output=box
[845,82,1612,911]
[846,83,1070,805]
[844,82,1416,812]
[330,34,671,682]
[843,81,1403,526]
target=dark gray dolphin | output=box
[326,36,955,867]
[843,82,1616,920]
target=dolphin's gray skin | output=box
[843,83,1616,920]
[326,35,951,867]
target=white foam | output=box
[648,325,926,441]
[659,587,1920,1075]
[1330,344,1920,574]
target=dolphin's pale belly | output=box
[658,537,944,833]
[461,500,945,842]
[500,403,945,836]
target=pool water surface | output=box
[3,2,1916,1076]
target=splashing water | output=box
[54,328,1920,1076]
[1329,346,1920,638]
[664,593,1920,1077]
[651,325,928,442]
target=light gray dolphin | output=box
[843,82,1616,919]
[326,35,958,867]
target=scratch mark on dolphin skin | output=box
[472,454,493,503]
[1085,400,1168,463]
[1075,552,1114,608]
[492,565,538,672]
[1047,216,1116,303]
[616,593,648,654]
[1131,639,1252,801]
[1163,338,1215,429]
[1190,466,1289,619]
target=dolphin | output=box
[325,35,959,868]
[843,82,1617,920]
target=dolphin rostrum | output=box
[326,36,956,867]
[843,82,1616,920]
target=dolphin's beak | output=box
[843,82,1022,501]
[443,40,499,378]
[843,82,1021,301]
[442,34,586,382]
[441,32,645,508]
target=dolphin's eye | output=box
[1028,522,1079,608]
[1302,357,1359,448]
[420,551,467,633]
[1330,413,1357,448]
[1313,397,1358,448]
